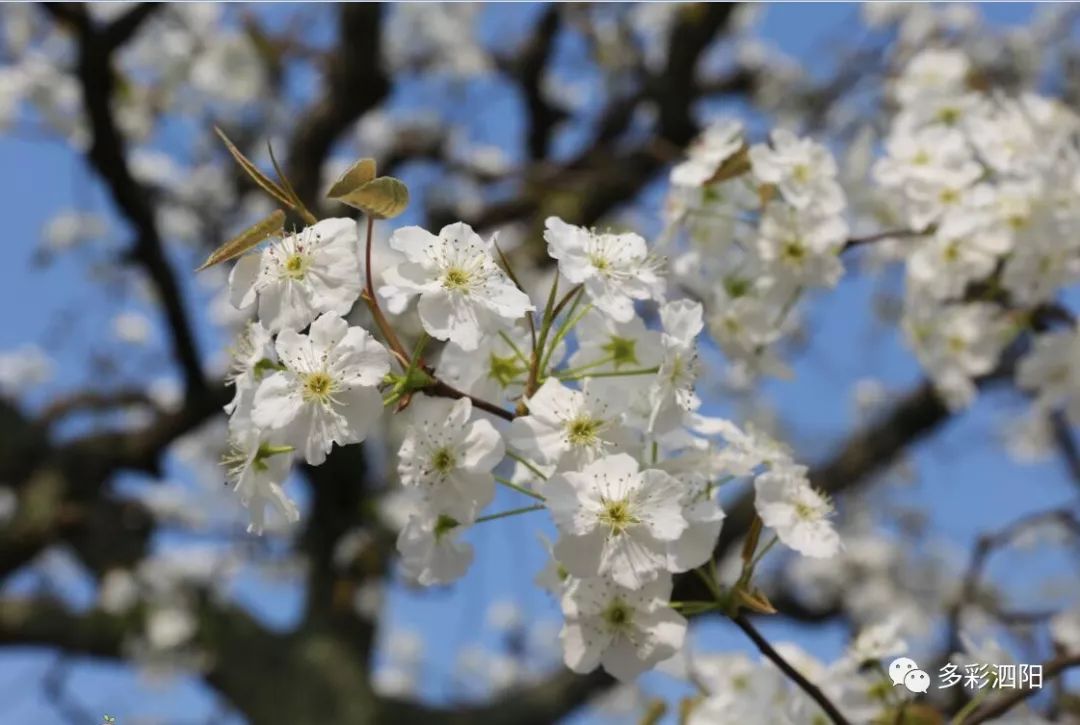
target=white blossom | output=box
[509,378,635,473]
[380,222,533,350]
[229,218,363,333]
[544,217,664,323]
[749,129,845,214]
[546,454,688,589]
[1017,326,1080,424]
[252,313,390,465]
[560,573,686,682]
[649,300,704,434]
[397,395,504,524]
[221,422,298,535]
[754,465,840,558]
[568,310,662,374]
[397,512,473,586]
[670,120,744,188]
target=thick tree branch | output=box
[502,6,565,160]
[0,598,128,659]
[285,4,390,212]
[42,2,207,398]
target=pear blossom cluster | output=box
[662,121,850,380]
[874,48,1080,408]
[212,199,839,682]
[13,3,1080,720]
[222,218,390,533]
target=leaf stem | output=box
[558,366,658,382]
[495,476,546,501]
[361,215,410,368]
[525,276,560,400]
[507,451,549,481]
[474,504,546,524]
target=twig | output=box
[963,653,1080,724]
[731,614,852,725]
[842,228,923,250]
[425,378,515,422]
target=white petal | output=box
[251,372,302,430]
[308,313,349,348]
[229,253,261,309]
[561,619,611,674]
[336,386,384,445]
[389,226,440,262]
[462,418,505,472]
[554,530,606,578]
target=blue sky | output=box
[1,3,1076,723]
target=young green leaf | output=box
[196,209,286,271]
[705,144,751,185]
[326,158,378,200]
[214,126,293,207]
[331,176,409,219]
[266,141,317,225]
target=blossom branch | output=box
[731,614,852,725]
[842,228,923,250]
[425,378,516,422]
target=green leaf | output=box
[330,175,409,219]
[214,126,293,207]
[326,158,378,200]
[705,144,751,185]
[196,209,286,271]
[266,140,316,225]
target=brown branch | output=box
[732,614,852,725]
[1050,410,1080,488]
[501,5,566,160]
[0,597,128,659]
[945,507,1080,657]
[36,389,155,428]
[42,2,207,398]
[285,4,390,211]
[425,378,515,422]
[964,652,1080,724]
[102,3,160,49]
[843,228,924,250]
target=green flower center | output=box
[938,106,960,125]
[602,600,632,628]
[567,416,602,447]
[781,240,806,262]
[284,253,308,279]
[488,353,524,388]
[795,491,832,521]
[599,498,638,533]
[443,267,472,291]
[434,514,460,540]
[602,335,638,368]
[431,447,456,475]
[302,371,335,403]
[943,241,960,262]
[724,276,751,298]
[589,254,611,273]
